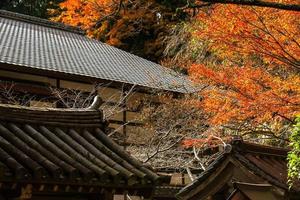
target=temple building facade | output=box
[0,10,195,145]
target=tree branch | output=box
[196,0,300,11]
[94,0,124,28]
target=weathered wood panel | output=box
[0,69,56,86]
[60,80,94,92]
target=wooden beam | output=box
[0,63,166,95]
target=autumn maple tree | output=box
[193,2,300,69]
[179,1,299,146]
[190,64,300,125]
[51,0,300,178]
[53,0,300,138]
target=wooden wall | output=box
[0,68,157,145]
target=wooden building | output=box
[176,138,300,200]
[0,96,160,200]
[0,10,195,143]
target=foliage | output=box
[161,2,300,147]
[185,3,300,130]
[1,0,63,18]
[193,2,300,70]
[190,64,300,126]
[52,0,187,62]
[288,116,300,186]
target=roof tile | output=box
[0,10,195,93]
[0,101,159,186]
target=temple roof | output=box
[176,138,299,200]
[0,99,159,188]
[0,10,196,93]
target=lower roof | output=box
[0,100,159,188]
[176,139,299,199]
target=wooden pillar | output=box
[124,190,128,200]
[56,79,60,89]
[122,89,127,150]
[55,78,62,108]
[96,189,114,200]
[123,110,127,150]
[104,190,114,200]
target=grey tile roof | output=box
[0,10,195,93]
[0,101,159,185]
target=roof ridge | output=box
[0,103,95,112]
[0,103,105,128]
[0,9,85,35]
[231,138,288,156]
[0,95,103,113]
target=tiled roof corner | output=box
[176,140,297,200]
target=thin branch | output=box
[273,112,294,123]
[107,121,132,137]
[94,0,124,28]
[250,7,299,63]
[143,136,184,163]
[186,167,195,181]
[193,146,206,170]
[198,0,300,11]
